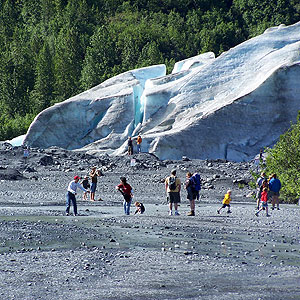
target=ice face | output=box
[22,21,300,161]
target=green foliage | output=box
[0,0,299,140]
[264,114,300,203]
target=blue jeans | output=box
[137,144,141,153]
[123,199,132,215]
[66,192,77,215]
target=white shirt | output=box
[67,180,87,194]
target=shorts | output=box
[168,192,181,203]
[256,189,261,200]
[261,201,268,208]
[221,204,230,208]
[91,182,97,193]
[269,191,280,197]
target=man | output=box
[256,172,267,210]
[165,169,181,215]
[136,134,142,153]
[90,166,101,201]
[269,173,281,210]
[66,175,90,216]
[188,172,201,216]
[128,137,133,155]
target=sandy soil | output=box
[0,144,299,299]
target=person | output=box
[116,177,133,215]
[81,176,90,201]
[259,149,263,163]
[165,169,181,216]
[23,146,29,164]
[66,175,90,216]
[256,172,267,210]
[134,201,145,214]
[188,171,201,216]
[136,134,142,153]
[255,187,270,217]
[128,137,133,155]
[217,190,232,214]
[269,173,281,210]
[90,166,101,201]
[185,172,196,216]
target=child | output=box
[217,190,232,214]
[134,201,145,214]
[81,176,90,201]
[255,187,270,217]
[116,177,133,215]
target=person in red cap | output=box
[66,175,90,216]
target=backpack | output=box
[191,173,201,192]
[169,176,177,190]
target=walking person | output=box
[66,175,90,216]
[116,177,133,215]
[165,169,181,216]
[90,166,101,201]
[217,190,232,214]
[128,137,133,155]
[255,187,270,217]
[136,134,142,153]
[256,172,267,210]
[185,172,196,216]
[269,173,281,210]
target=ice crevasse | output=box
[23,22,300,161]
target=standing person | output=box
[66,175,90,216]
[185,172,195,216]
[136,134,142,153]
[128,137,133,155]
[217,190,232,214]
[269,173,281,210]
[188,171,201,216]
[256,172,267,210]
[116,177,133,215]
[90,166,101,201]
[23,146,29,164]
[81,176,90,201]
[255,187,270,217]
[165,169,181,216]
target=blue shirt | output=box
[269,178,281,193]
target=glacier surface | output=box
[23,22,300,161]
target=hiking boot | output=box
[271,207,275,210]
[266,214,271,217]
[277,207,280,210]
[175,211,180,216]
[169,211,173,216]
[65,213,69,216]
[217,210,220,214]
[187,211,195,216]
[227,210,232,214]
[255,212,259,217]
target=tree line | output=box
[0,0,299,140]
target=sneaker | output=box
[217,210,220,214]
[187,211,195,216]
[175,211,180,216]
[255,212,259,217]
[227,210,232,214]
[169,211,173,216]
[65,213,69,216]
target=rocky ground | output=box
[0,143,299,300]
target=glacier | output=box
[23,22,300,161]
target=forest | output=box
[0,0,299,140]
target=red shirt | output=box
[117,183,132,195]
[261,190,268,202]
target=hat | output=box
[74,175,80,180]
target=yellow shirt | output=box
[222,193,231,205]
[165,176,181,193]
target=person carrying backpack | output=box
[165,169,181,216]
[186,172,201,216]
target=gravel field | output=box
[0,144,299,299]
